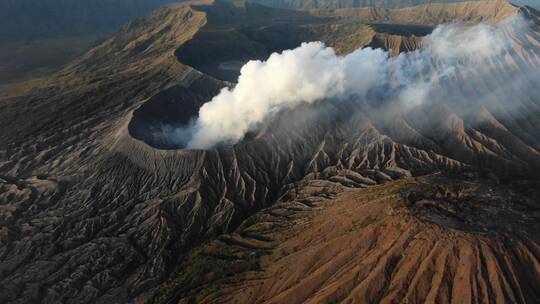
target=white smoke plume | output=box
[188,45,388,148]
[181,15,533,149]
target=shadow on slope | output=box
[128,76,222,149]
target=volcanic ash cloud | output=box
[183,16,530,149]
[185,43,387,149]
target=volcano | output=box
[1,0,540,303]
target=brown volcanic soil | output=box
[0,1,539,303]
[311,0,521,25]
[169,175,540,304]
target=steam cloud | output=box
[177,15,534,149]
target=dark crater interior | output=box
[131,22,309,148]
[403,175,540,234]
[131,17,318,148]
[175,24,311,81]
[128,77,222,149]
[134,8,437,149]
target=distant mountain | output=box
[246,0,539,10]
[0,0,179,42]
[2,0,533,43]
[246,0,473,10]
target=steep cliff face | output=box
[0,1,539,303]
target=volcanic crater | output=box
[1,1,540,304]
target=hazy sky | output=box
[513,0,540,7]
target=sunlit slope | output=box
[249,0,473,10]
[169,176,540,303]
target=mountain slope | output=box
[0,1,539,303]
[311,0,521,24]
[0,0,184,92]
[248,0,473,10]
[167,176,540,303]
